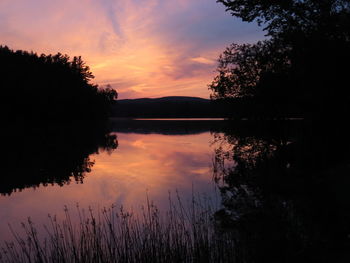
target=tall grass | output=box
[0,194,238,263]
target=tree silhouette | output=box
[211,0,350,119]
[0,46,117,120]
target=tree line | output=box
[210,0,350,120]
[0,46,117,120]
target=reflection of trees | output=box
[212,132,278,228]
[1,122,118,195]
[212,123,350,262]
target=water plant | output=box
[0,194,237,263]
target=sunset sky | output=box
[0,0,263,99]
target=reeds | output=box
[0,194,237,263]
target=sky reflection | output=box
[0,132,220,241]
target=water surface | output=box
[0,123,220,241]
[2,120,350,262]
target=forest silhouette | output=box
[0,46,117,120]
[210,0,350,120]
[208,2,350,261]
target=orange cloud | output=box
[0,0,263,98]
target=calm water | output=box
[0,121,221,241]
[1,120,350,262]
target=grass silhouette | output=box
[0,193,237,263]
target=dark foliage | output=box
[212,121,350,262]
[211,0,350,119]
[0,46,117,120]
[0,122,118,195]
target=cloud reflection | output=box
[90,133,215,206]
[0,132,220,241]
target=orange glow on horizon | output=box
[0,0,263,99]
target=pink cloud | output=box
[0,0,263,98]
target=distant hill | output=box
[119,96,209,103]
[112,96,227,118]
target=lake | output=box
[0,119,224,242]
[1,119,350,262]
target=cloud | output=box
[191,57,216,65]
[0,0,264,98]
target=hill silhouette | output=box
[113,96,227,118]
